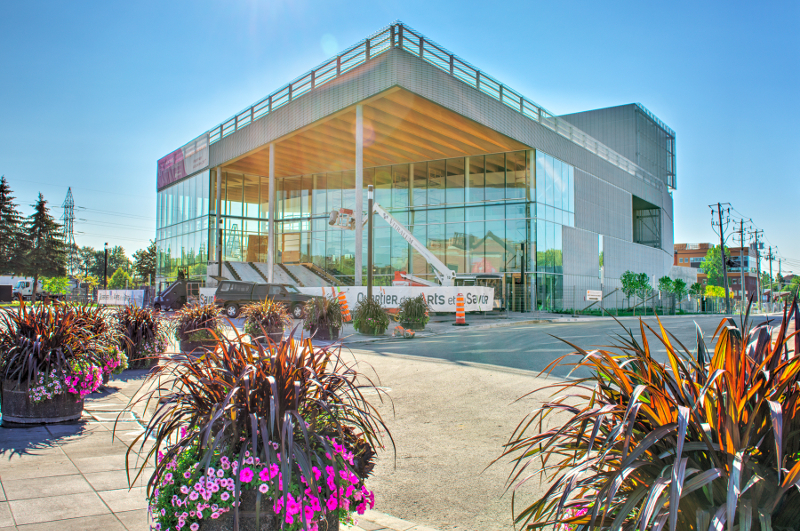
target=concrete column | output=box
[354,105,364,285]
[215,167,222,279]
[267,143,276,283]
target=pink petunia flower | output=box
[239,467,254,483]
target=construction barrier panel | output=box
[297,286,493,313]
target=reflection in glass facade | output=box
[155,151,577,310]
[155,170,210,283]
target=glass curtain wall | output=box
[155,170,211,285]
[160,151,577,311]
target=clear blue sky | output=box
[1,1,798,274]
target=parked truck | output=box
[11,278,69,301]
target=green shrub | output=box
[496,299,800,530]
[398,294,429,328]
[352,296,390,334]
[303,296,343,337]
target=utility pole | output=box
[752,229,764,312]
[767,246,776,307]
[710,203,732,313]
[739,220,745,314]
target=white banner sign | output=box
[297,286,494,313]
[97,290,145,306]
[199,287,217,305]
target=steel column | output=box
[267,144,276,283]
[355,104,364,286]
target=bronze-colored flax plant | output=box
[497,298,800,531]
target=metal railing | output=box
[207,22,665,191]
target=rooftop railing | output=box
[207,22,666,191]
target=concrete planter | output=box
[1,380,83,425]
[200,490,338,531]
[400,321,426,332]
[307,326,340,341]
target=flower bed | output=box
[150,438,374,531]
[124,331,390,531]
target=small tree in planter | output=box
[397,295,430,331]
[115,305,170,368]
[174,303,223,354]
[0,300,115,424]
[242,299,293,345]
[123,335,393,531]
[303,296,343,341]
[352,297,390,336]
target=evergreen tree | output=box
[133,240,157,285]
[22,193,67,299]
[0,176,25,275]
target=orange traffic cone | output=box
[338,291,351,322]
[453,293,468,326]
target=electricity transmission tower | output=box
[62,187,76,274]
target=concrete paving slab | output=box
[0,502,13,527]
[83,469,153,491]
[97,487,149,513]
[115,508,150,531]
[348,518,387,530]
[0,458,79,481]
[2,474,93,501]
[8,491,109,525]
[361,511,416,531]
[69,455,129,474]
[15,513,126,531]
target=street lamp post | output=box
[104,242,109,290]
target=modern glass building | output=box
[155,22,678,311]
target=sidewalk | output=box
[0,371,440,531]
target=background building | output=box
[674,242,758,300]
[155,22,679,311]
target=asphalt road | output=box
[346,313,786,531]
[355,313,785,379]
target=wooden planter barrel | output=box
[255,330,285,348]
[400,322,426,331]
[357,326,387,336]
[200,490,338,531]
[307,326,340,341]
[180,340,218,355]
[1,380,83,424]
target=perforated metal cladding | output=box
[209,52,399,167]
[209,49,666,210]
[604,236,670,281]
[573,169,632,242]
[561,104,676,191]
[562,226,600,277]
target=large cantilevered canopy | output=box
[220,87,529,178]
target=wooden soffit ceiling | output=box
[222,87,529,178]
